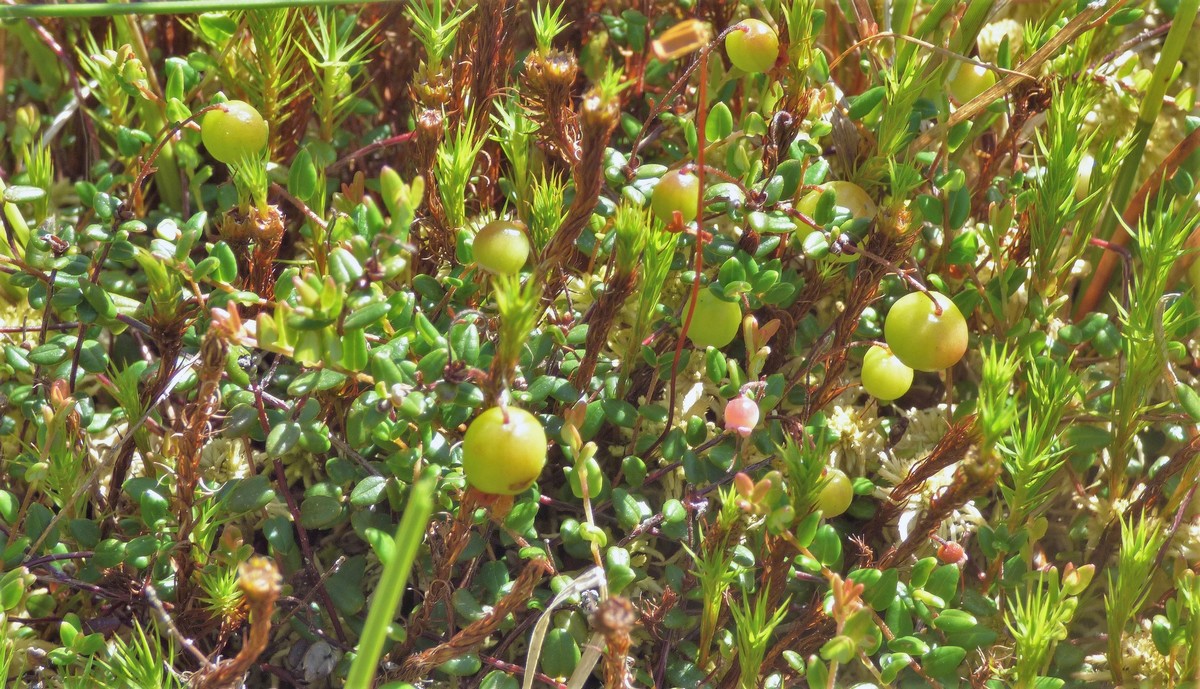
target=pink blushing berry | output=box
[724,397,760,437]
[938,541,968,566]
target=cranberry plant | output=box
[1,0,1200,687]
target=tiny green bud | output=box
[1062,563,1095,596]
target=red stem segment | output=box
[647,43,710,459]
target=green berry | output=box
[945,63,997,105]
[201,100,268,164]
[796,181,877,262]
[725,19,779,74]
[818,469,853,518]
[651,169,700,225]
[797,181,877,224]
[474,220,531,275]
[884,291,968,372]
[861,345,914,402]
[685,288,742,350]
[462,406,547,495]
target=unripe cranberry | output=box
[724,397,760,437]
[937,540,967,566]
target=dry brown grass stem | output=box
[170,328,228,598]
[867,414,978,542]
[193,557,282,689]
[397,558,552,680]
[107,303,196,510]
[802,213,918,416]
[573,268,638,390]
[537,89,620,306]
[520,49,581,167]
[393,488,480,659]
[760,596,833,681]
[412,108,452,271]
[591,596,636,689]
[880,435,993,569]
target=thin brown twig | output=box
[145,583,214,669]
[479,654,569,689]
[270,458,347,645]
[0,321,79,334]
[909,0,1131,153]
[396,558,552,680]
[193,557,282,689]
[867,415,979,543]
[643,44,711,460]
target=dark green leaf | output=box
[848,86,886,120]
[351,476,391,507]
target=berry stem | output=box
[328,130,417,173]
[776,204,823,232]
[627,26,739,170]
[842,242,937,312]
[646,38,710,459]
[130,104,222,212]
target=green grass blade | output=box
[344,476,435,688]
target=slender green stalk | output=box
[527,170,568,250]
[618,220,675,393]
[492,273,544,389]
[998,357,1076,530]
[1095,0,1200,247]
[242,9,306,158]
[951,0,997,55]
[0,631,14,681]
[435,113,485,231]
[0,0,398,19]
[303,7,378,144]
[1105,514,1166,684]
[1007,568,1076,688]
[1108,191,1195,496]
[730,588,790,689]
[345,477,435,689]
[894,0,955,74]
[889,0,916,35]
[686,541,738,669]
[406,0,474,68]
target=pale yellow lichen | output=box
[825,395,886,478]
[199,437,253,483]
[1120,620,1176,684]
[977,19,1024,63]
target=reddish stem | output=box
[328,131,417,173]
[646,46,710,458]
[1074,125,1200,319]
